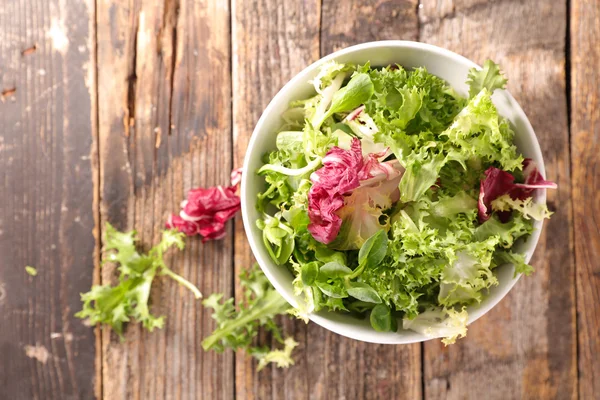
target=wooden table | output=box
[1,0,598,399]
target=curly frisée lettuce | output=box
[78,221,297,370]
[202,264,298,371]
[76,223,202,338]
[255,59,556,344]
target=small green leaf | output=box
[391,87,423,129]
[276,131,304,153]
[277,236,295,264]
[262,224,295,265]
[319,262,352,278]
[154,229,186,253]
[314,246,347,265]
[265,226,287,241]
[324,297,348,311]
[76,222,200,338]
[288,209,310,232]
[491,194,553,221]
[346,282,382,304]
[316,281,348,299]
[347,300,377,314]
[399,151,447,203]
[358,230,388,267]
[255,337,298,371]
[25,266,37,276]
[201,264,291,354]
[494,250,534,277]
[301,262,319,286]
[370,304,396,332]
[331,122,355,136]
[328,73,374,117]
[466,59,507,99]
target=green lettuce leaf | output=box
[441,89,523,172]
[310,61,354,94]
[494,250,534,276]
[313,72,374,129]
[466,59,508,99]
[403,307,468,345]
[252,337,299,371]
[429,191,477,218]
[491,194,553,221]
[257,214,295,265]
[76,223,201,338]
[474,214,533,248]
[202,264,297,371]
[438,250,498,307]
[399,149,446,203]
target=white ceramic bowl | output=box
[241,41,546,344]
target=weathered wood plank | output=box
[96,0,233,398]
[232,1,321,398]
[0,1,96,399]
[571,0,600,397]
[320,0,418,54]
[319,2,422,400]
[232,1,422,399]
[419,1,577,399]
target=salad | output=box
[256,60,556,344]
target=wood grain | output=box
[319,1,423,399]
[571,0,600,397]
[320,0,418,54]
[1,1,595,399]
[0,0,96,399]
[231,1,321,398]
[419,1,577,399]
[96,0,233,398]
[232,1,422,399]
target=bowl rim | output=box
[241,40,546,344]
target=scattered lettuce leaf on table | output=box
[75,223,201,338]
[25,266,37,276]
[202,263,298,371]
